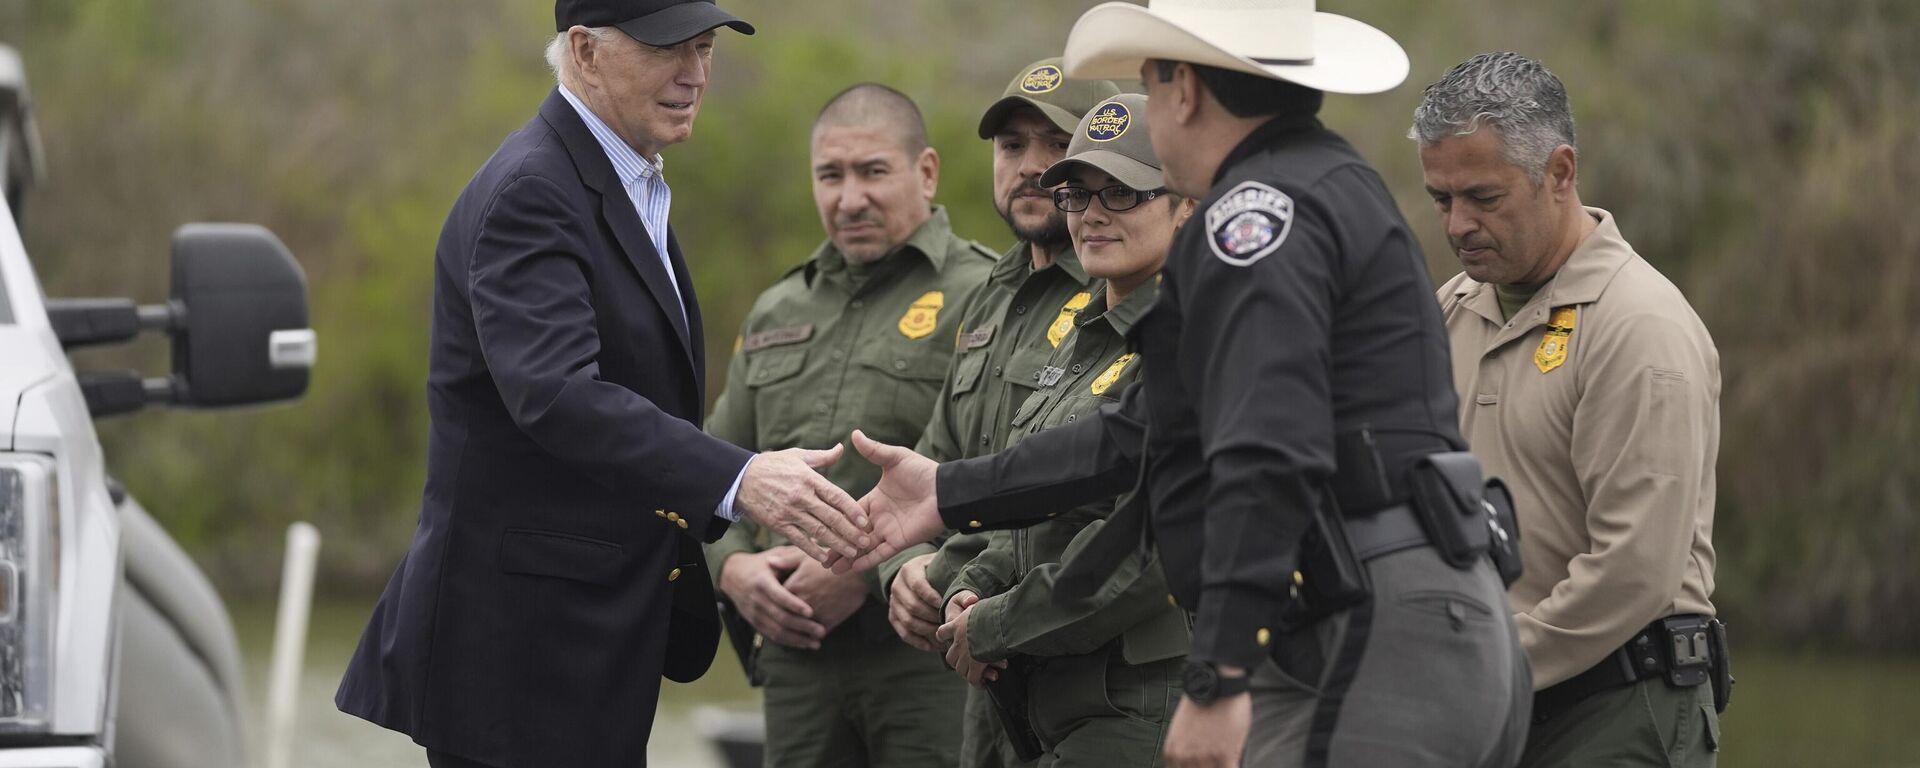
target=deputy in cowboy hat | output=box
[840,1,1535,766]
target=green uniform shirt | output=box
[878,240,1096,594]
[706,206,996,599]
[947,284,1189,665]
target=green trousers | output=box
[758,609,967,768]
[1522,679,1720,767]
[962,686,1035,768]
[961,649,1180,768]
[1026,649,1181,767]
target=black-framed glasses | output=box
[1051,184,1167,213]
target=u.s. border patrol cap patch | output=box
[1205,181,1294,267]
[1085,101,1130,142]
[1021,64,1064,94]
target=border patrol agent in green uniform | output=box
[705,84,991,768]
[875,58,1121,768]
[940,93,1195,767]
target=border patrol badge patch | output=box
[1090,353,1137,396]
[1021,65,1064,94]
[1048,292,1094,348]
[1534,306,1577,373]
[1205,181,1295,267]
[898,291,944,340]
[1086,102,1130,142]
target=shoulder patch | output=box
[1205,181,1295,267]
[966,241,1000,261]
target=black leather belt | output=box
[1533,615,1715,723]
[1343,504,1429,562]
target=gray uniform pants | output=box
[1244,546,1531,768]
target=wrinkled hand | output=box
[935,591,1005,687]
[831,430,944,573]
[1163,686,1252,768]
[736,445,873,564]
[783,557,868,636]
[888,553,944,652]
[716,546,824,650]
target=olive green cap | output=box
[977,57,1123,139]
[1040,93,1161,191]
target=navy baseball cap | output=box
[555,0,755,46]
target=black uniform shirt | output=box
[936,115,1464,669]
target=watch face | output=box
[1182,662,1219,703]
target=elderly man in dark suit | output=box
[335,2,875,766]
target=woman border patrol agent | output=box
[936,92,1197,766]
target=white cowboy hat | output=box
[1062,0,1409,95]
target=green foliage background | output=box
[3,0,1915,649]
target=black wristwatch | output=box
[1182,660,1251,705]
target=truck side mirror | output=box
[169,223,314,408]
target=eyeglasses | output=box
[1051,184,1167,213]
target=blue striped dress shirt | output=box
[558,85,749,523]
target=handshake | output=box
[735,429,949,573]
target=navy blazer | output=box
[337,89,753,768]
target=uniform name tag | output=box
[1038,366,1066,388]
[958,325,996,350]
[741,324,813,352]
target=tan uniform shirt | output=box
[1437,208,1720,689]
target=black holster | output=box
[984,657,1044,761]
[1280,498,1372,632]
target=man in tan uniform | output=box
[1414,52,1727,766]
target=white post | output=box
[263,522,322,768]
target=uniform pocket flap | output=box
[499,528,628,586]
[745,346,808,387]
[855,346,950,381]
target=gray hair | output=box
[1409,52,1577,184]
[545,27,618,87]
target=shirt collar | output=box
[558,84,665,188]
[1450,206,1637,325]
[988,238,1092,286]
[1080,276,1159,338]
[803,205,957,284]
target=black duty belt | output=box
[1533,614,1730,722]
[1342,503,1428,561]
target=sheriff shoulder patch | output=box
[1205,181,1295,267]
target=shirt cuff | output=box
[716,456,753,523]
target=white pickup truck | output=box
[0,44,314,767]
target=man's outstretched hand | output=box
[830,430,946,573]
[736,445,873,564]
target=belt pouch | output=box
[1408,452,1493,570]
[1708,618,1734,713]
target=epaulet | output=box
[965,240,1000,261]
[779,259,813,283]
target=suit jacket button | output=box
[656,510,668,518]
[668,567,682,582]
[968,520,982,529]
[677,518,690,530]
